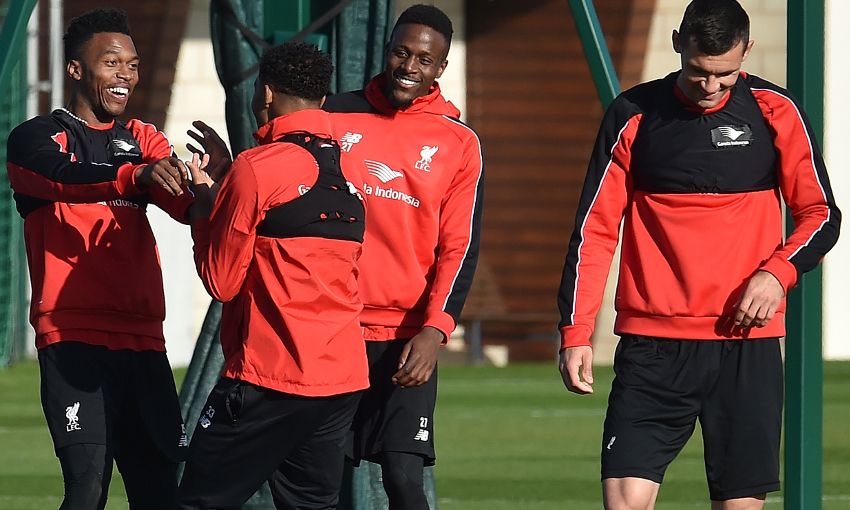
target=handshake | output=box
[133,120,231,197]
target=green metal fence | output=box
[784,1,825,508]
[0,0,33,368]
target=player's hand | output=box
[135,157,187,195]
[392,326,444,388]
[187,120,232,181]
[732,270,784,328]
[184,153,213,189]
[184,153,218,221]
[559,346,594,395]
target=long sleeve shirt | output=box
[324,75,485,341]
[557,73,841,349]
[7,109,191,351]
[192,109,369,396]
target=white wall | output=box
[823,0,850,359]
[153,0,229,366]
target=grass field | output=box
[1,361,849,509]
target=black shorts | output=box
[349,339,438,466]
[601,335,783,500]
[38,341,187,461]
[178,378,362,509]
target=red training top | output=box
[192,109,369,397]
[7,109,192,351]
[324,75,485,341]
[557,72,841,349]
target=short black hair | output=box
[678,0,749,55]
[258,42,333,101]
[64,8,131,63]
[392,4,453,46]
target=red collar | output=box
[254,109,333,144]
[365,74,447,115]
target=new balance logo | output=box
[178,424,189,448]
[365,160,403,183]
[711,125,752,147]
[199,405,215,429]
[339,132,362,152]
[65,402,81,432]
[414,416,430,441]
[606,436,616,450]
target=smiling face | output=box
[673,30,752,109]
[67,32,139,126]
[383,23,449,108]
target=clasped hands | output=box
[133,120,232,196]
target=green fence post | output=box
[784,1,825,509]
[0,0,37,368]
[0,0,36,95]
[566,0,620,108]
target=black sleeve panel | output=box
[556,90,644,345]
[7,117,120,185]
[442,120,485,322]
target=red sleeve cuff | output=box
[560,325,593,350]
[423,310,455,345]
[760,256,798,293]
[116,163,143,195]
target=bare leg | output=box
[603,477,660,510]
[711,494,767,510]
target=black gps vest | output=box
[256,132,365,243]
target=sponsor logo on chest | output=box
[710,125,753,148]
[111,138,142,158]
[361,160,421,208]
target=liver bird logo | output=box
[415,145,439,171]
[65,402,81,431]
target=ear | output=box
[67,60,82,81]
[263,83,274,108]
[435,59,448,80]
[672,30,682,53]
[319,95,327,108]
[742,39,754,61]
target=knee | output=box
[603,477,659,510]
[57,444,110,510]
[380,454,428,510]
[381,462,424,495]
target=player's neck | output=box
[65,94,116,129]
